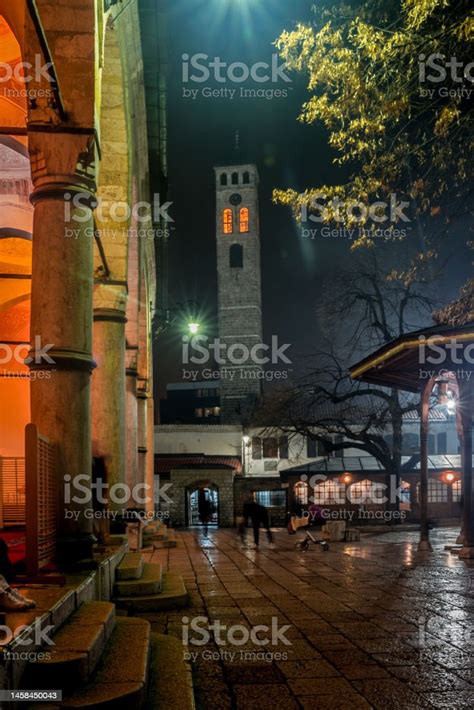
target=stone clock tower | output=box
[214,160,263,423]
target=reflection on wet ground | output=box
[144,527,473,709]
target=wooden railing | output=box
[0,457,25,527]
[25,423,59,579]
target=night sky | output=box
[154,0,470,401]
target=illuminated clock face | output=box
[230,193,242,206]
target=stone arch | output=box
[185,479,220,527]
[91,15,132,504]
[0,16,32,456]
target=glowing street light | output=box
[188,322,200,335]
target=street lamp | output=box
[188,322,200,335]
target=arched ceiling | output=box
[0,14,27,134]
[0,4,26,52]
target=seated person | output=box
[0,538,35,611]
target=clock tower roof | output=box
[214,130,255,169]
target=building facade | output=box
[154,410,462,529]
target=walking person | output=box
[238,496,275,549]
[197,488,213,536]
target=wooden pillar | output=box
[459,379,474,558]
[419,378,435,551]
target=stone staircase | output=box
[23,600,194,709]
[14,536,192,708]
[113,551,188,613]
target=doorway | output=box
[186,484,219,528]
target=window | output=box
[428,434,436,454]
[348,479,381,504]
[437,432,447,454]
[254,490,286,507]
[252,437,288,460]
[314,480,344,505]
[223,208,233,234]
[196,388,216,398]
[252,437,262,460]
[399,480,411,510]
[452,480,461,502]
[230,243,243,268]
[220,173,228,186]
[231,172,239,185]
[402,433,419,454]
[330,434,343,456]
[262,438,278,458]
[279,436,289,459]
[194,408,203,418]
[243,171,250,184]
[428,479,448,503]
[417,480,448,503]
[307,435,324,458]
[294,482,308,506]
[399,480,411,505]
[239,207,249,233]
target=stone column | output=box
[137,389,148,511]
[146,396,155,516]
[28,133,97,567]
[125,349,139,506]
[92,285,127,511]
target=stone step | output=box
[26,602,116,691]
[114,563,163,597]
[143,634,195,710]
[33,617,151,709]
[107,534,128,546]
[115,572,188,613]
[116,551,145,580]
[143,530,167,541]
[151,533,177,549]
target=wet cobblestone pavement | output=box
[144,527,473,709]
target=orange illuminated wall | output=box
[0,14,31,457]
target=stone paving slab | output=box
[143,526,473,709]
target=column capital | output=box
[27,132,97,195]
[93,283,128,319]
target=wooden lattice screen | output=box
[25,423,58,578]
[0,457,26,526]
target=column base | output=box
[459,546,474,559]
[57,533,97,571]
[418,539,433,552]
[456,532,464,545]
